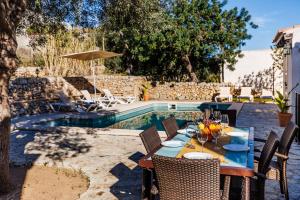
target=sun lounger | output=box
[215,87,233,102]
[260,89,274,100]
[78,90,109,110]
[102,89,136,105]
[237,87,254,102]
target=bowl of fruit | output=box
[198,119,221,142]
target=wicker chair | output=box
[162,116,179,138]
[139,126,162,153]
[254,122,299,200]
[253,131,280,200]
[139,126,161,199]
[152,155,231,200]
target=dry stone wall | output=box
[9,75,231,117]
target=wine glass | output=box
[221,114,229,129]
[213,111,222,122]
[197,129,208,152]
[211,128,221,149]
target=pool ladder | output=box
[168,103,177,111]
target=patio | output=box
[6,103,300,200]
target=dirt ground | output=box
[0,165,89,200]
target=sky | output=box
[225,0,300,50]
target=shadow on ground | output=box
[109,152,144,200]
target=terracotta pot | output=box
[143,94,150,101]
[278,112,293,127]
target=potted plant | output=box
[274,83,299,127]
[142,82,151,101]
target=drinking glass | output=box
[221,114,229,129]
[213,111,222,122]
[211,129,221,148]
[197,129,208,152]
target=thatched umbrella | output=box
[62,50,122,96]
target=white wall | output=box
[290,28,300,108]
[224,49,273,84]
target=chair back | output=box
[153,155,220,200]
[258,131,279,175]
[103,89,114,98]
[220,87,231,95]
[139,126,161,153]
[80,90,92,101]
[56,91,72,104]
[162,117,179,138]
[278,121,299,156]
[240,87,252,96]
[261,89,273,96]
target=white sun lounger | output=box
[215,87,233,102]
[260,89,274,100]
[237,87,254,102]
[79,90,108,110]
[102,89,136,105]
[51,91,87,112]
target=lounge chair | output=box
[260,89,274,100]
[237,87,254,102]
[102,89,136,105]
[51,91,87,112]
[215,87,233,102]
[79,90,108,109]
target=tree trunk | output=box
[0,0,26,193]
[0,31,18,192]
[182,55,198,82]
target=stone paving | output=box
[6,103,300,200]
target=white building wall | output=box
[290,28,300,108]
[224,49,282,89]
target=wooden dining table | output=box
[138,126,255,200]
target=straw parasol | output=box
[61,50,122,96]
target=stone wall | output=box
[9,75,230,117]
[149,82,231,101]
[10,77,81,117]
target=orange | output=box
[198,123,205,130]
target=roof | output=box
[273,24,300,44]
[61,50,122,60]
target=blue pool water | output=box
[39,103,231,130]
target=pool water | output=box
[39,103,231,130]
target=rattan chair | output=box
[139,126,162,153]
[139,126,161,199]
[254,121,299,200]
[253,131,280,200]
[162,116,179,138]
[152,155,231,200]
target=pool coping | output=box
[12,101,243,134]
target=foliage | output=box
[102,0,257,82]
[238,67,274,92]
[142,82,151,95]
[33,28,102,76]
[275,91,289,113]
[271,46,284,72]
[275,83,300,113]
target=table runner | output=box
[155,127,253,168]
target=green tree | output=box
[102,0,257,82]
[0,0,101,192]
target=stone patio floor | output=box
[5,103,300,200]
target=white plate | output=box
[187,125,198,130]
[226,131,248,138]
[183,152,213,159]
[161,140,185,148]
[223,144,249,152]
[177,128,196,134]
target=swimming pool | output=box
[38,103,231,131]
